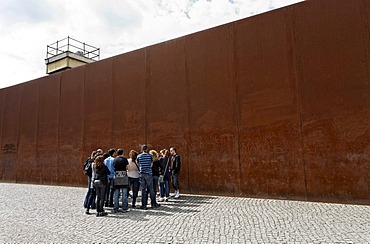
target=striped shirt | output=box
[137,152,153,174]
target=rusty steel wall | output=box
[0,0,369,203]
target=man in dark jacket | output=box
[170,147,181,198]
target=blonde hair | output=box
[149,150,159,161]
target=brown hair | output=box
[149,150,159,161]
[94,155,104,169]
[129,150,138,161]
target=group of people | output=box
[83,144,181,217]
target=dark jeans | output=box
[140,173,156,207]
[105,178,114,206]
[129,177,140,207]
[160,180,170,198]
[152,175,159,197]
[96,183,106,213]
[84,177,95,209]
[86,188,96,210]
[172,173,180,191]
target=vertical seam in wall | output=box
[290,6,308,200]
[145,48,149,144]
[111,60,114,146]
[82,66,86,178]
[0,92,4,180]
[57,74,62,184]
[185,37,191,192]
[36,80,41,183]
[231,23,242,196]
[16,86,23,183]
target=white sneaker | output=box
[174,191,180,199]
[158,197,164,202]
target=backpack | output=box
[83,158,93,177]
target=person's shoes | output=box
[165,197,169,202]
[140,206,147,210]
[151,203,161,208]
[101,212,108,216]
[113,209,118,213]
[123,209,130,213]
[85,209,90,215]
[96,212,101,217]
[174,191,180,199]
[158,197,164,202]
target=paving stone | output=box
[0,183,369,243]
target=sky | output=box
[0,0,303,89]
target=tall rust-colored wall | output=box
[0,0,369,204]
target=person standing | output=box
[113,148,129,213]
[93,155,110,217]
[137,145,160,209]
[104,148,116,207]
[149,150,160,199]
[83,150,96,213]
[127,150,140,208]
[158,149,170,202]
[170,147,181,198]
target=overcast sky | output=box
[0,0,303,89]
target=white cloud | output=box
[0,0,303,89]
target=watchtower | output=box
[45,36,100,74]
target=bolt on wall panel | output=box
[234,8,305,197]
[146,38,189,191]
[293,0,370,201]
[84,59,113,155]
[111,50,147,152]
[17,81,39,183]
[37,75,61,184]
[186,25,240,194]
[58,67,85,185]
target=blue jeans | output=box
[140,173,156,207]
[114,187,128,211]
[105,178,114,206]
[84,177,96,209]
[160,180,170,198]
[129,177,140,207]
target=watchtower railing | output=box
[46,36,100,61]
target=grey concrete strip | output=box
[0,183,369,243]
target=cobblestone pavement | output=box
[0,183,369,243]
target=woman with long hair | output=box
[159,149,171,202]
[93,155,110,217]
[127,150,140,208]
[149,149,160,199]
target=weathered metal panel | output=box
[293,0,370,201]
[111,50,147,152]
[1,85,21,182]
[146,38,189,191]
[58,67,85,185]
[83,59,113,155]
[0,0,368,204]
[0,89,4,180]
[37,75,60,184]
[186,24,240,194]
[234,7,306,198]
[17,80,39,183]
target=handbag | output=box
[93,179,102,187]
[114,170,129,187]
[159,158,169,184]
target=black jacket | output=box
[171,154,181,174]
